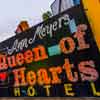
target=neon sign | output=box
[0,5,100,97]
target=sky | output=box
[0,0,55,42]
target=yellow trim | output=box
[82,0,100,49]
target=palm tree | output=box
[42,11,52,21]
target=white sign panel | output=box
[61,0,74,12]
[51,0,60,16]
[51,0,74,15]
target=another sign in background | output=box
[0,5,100,97]
[82,0,100,50]
[51,0,80,16]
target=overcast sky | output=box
[0,0,54,42]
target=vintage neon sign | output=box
[0,5,100,97]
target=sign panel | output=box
[60,0,74,12]
[0,5,100,97]
[51,0,80,16]
[51,0,60,16]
